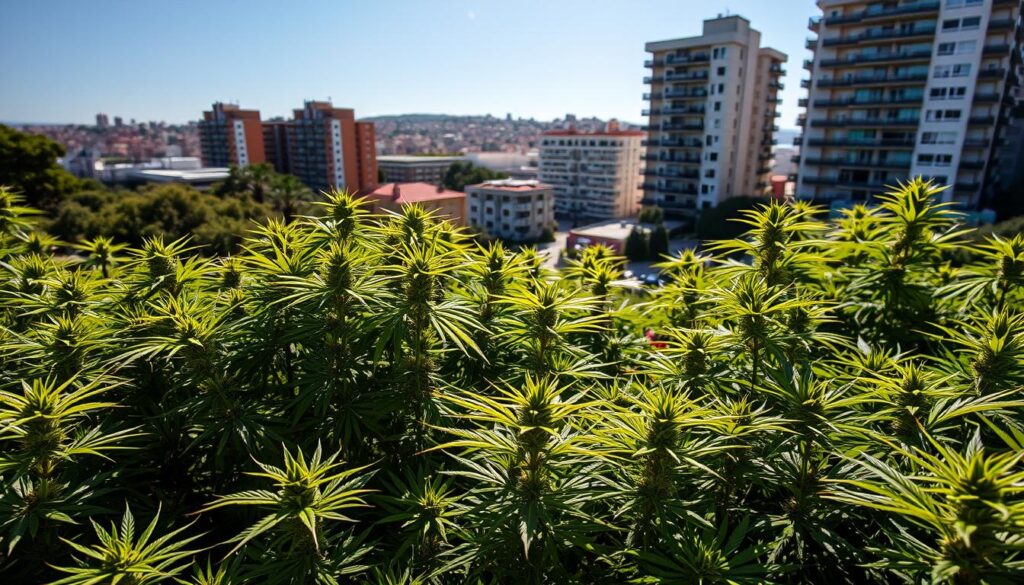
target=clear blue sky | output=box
[0,0,818,127]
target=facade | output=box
[262,119,291,174]
[796,0,1023,207]
[377,155,461,184]
[198,102,265,168]
[365,182,466,226]
[95,113,109,128]
[539,121,645,220]
[465,179,556,241]
[285,101,378,194]
[643,15,786,216]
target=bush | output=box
[442,160,509,191]
[624,225,648,260]
[3,179,1024,584]
[648,223,669,259]
[696,195,768,240]
[638,205,664,224]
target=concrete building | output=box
[465,179,556,241]
[95,113,109,128]
[262,119,291,174]
[286,101,378,194]
[643,15,787,217]
[377,155,462,184]
[198,102,265,168]
[538,121,645,221]
[796,0,1023,208]
[567,218,686,254]
[366,182,466,226]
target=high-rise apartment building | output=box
[262,119,291,174]
[285,101,378,194]
[465,179,556,241]
[643,15,787,217]
[538,122,645,220]
[95,113,109,128]
[377,155,462,184]
[198,102,265,168]
[796,0,1022,207]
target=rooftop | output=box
[467,178,553,192]
[367,182,465,204]
[377,155,464,164]
[570,218,685,241]
[543,128,645,137]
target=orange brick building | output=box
[286,101,378,195]
[365,182,466,226]
[198,102,266,168]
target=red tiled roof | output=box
[543,128,645,137]
[367,182,465,203]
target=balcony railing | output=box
[642,139,703,148]
[963,138,991,148]
[813,95,923,107]
[642,154,702,164]
[816,72,928,87]
[983,44,1011,55]
[822,1,940,26]
[969,115,997,125]
[643,106,706,116]
[955,182,982,191]
[644,71,710,84]
[666,53,710,65]
[980,68,1008,79]
[974,93,1002,103]
[988,18,1017,30]
[810,117,920,127]
[644,169,700,179]
[959,160,986,170]
[802,157,912,169]
[822,25,936,47]
[641,183,699,196]
[818,49,932,68]
[806,137,916,148]
[650,122,705,132]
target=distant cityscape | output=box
[8,1,1024,238]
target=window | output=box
[952,64,971,77]
[930,87,967,100]
[934,65,952,78]
[922,131,957,144]
[717,66,726,76]
[917,154,953,167]
[705,169,716,178]
[937,43,955,56]
[947,0,983,7]
[962,16,980,30]
[701,184,710,194]
[957,41,976,55]
[717,83,725,93]
[942,18,960,30]
[926,109,962,121]
[935,155,953,167]
[709,152,718,161]
[917,154,935,165]
[713,119,721,129]
[712,48,719,58]
[714,101,722,112]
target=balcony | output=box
[963,138,991,148]
[959,160,986,170]
[644,71,710,84]
[983,44,1011,55]
[806,137,916,148]
[659,88,710,99]
[980,68,1008,79]
[798,98,809,108]
[666,53,710,65]
[822,1,940,26]
[769,81,785,90]
[641,183,699,196]
[806,38,818,51]
[816,72,928,87]
[643,106,706,116]
[655,122,706,132]
[812,95,923,107]
[988,18,1017,30]
[822,25,936,47]
[974,93,1003,103]
[955,182,982,192]
[643,154,702,164]
[802,157,912,170]
[809,16,821,29]
[969,115,997,125]
[818,49,932,68]
[810,117,920,128]
[644,168,700,180]
[642,139,703,149]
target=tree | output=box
[624,225,648,261]
[649,223,670,259]
[638,205,664,225]
[269,174,313,224]
[0,124,87,210]
[696,196,768,240]
[442,161,509,191]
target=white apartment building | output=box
[643,15,787,217]
[538,121,644,220]
[796,0,1022,206]
[465,179,556,242]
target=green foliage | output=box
[0,124,89,210]
[638,205,664,225]
[2,179,1024,584]
[697,195,769,241]
[441,161,508,191]
[625,226,648,261]
[50,183,277,255]
[649,224,669,259]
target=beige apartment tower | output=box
[643,15,787,217]
[796,0,1022,207]
[538,122,644,220]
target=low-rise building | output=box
[377,155,463,184]
[465,179,555,242]
[365,182,466,226]
[567,218,685,253]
